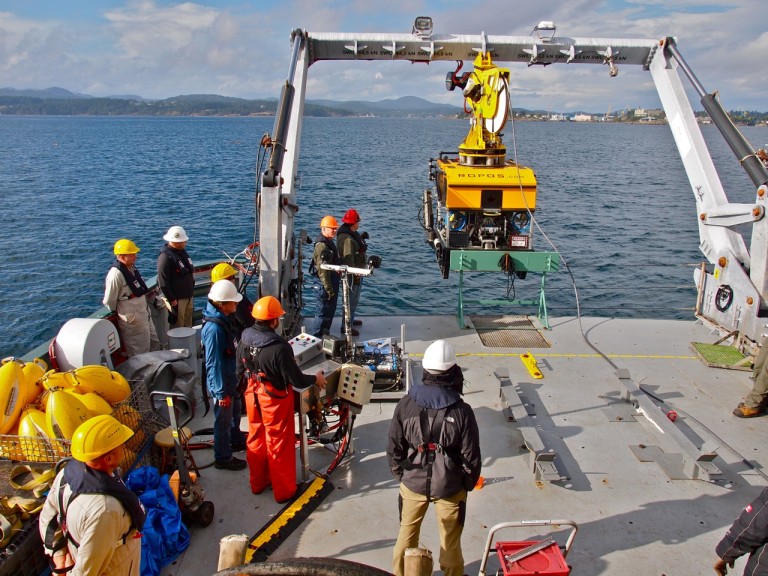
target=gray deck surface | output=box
[160,314,766,576]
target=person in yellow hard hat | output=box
[309,215,341,338]
[39,415,146,576]
[210,262,254,339]
[236,296,326,502]
[104,238,160,357]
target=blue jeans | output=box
[312,280,339,338]
[213,394,242,462]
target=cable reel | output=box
[715,284,733,312]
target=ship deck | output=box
[160,314,767,576]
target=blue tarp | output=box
[127,466,191,576]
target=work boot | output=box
[347,329,360,336]
[215,456,247,470]
[353,319,362,326]
[733,404,763,418]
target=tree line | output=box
[0,96,347,117]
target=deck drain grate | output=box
[691,342,751,370]
[469,315,551,348]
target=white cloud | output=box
[0,1,764,111]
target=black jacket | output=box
[717,487,768,575]
[157,244,195,301]
[235,324,316,392]
[387,368,481,499]
[231,294,255,340]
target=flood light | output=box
[413,16,433,39]
[533,21,556,41]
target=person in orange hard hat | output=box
[337,208,368,336]
[39,415,146,576]
[104,238,160,357]
[236,296,326,502]
[309,215,341,338]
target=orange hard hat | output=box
[252,295,286,321]
[320,215,339,229]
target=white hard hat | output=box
[208,279,243,303]
[422,340,456,372]
[163,225,189,242]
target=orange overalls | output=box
[244,371,297,502]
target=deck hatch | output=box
[690,341,751,370]
[469,315,551,348]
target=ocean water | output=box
[0,115,765,357]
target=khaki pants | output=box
[174,297,194,328]
[745,341,768,408]
[392,484,466,576]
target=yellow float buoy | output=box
[18,407,55,462]
[21,358,48,407]
[69,390,113,418]
[0,358,26,434]
[46,389,91,441]
[70,365,131,405]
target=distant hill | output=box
[310,96,460,116]
[0,86,93,99]
[0,87,461,118]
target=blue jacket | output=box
[201,302,237,401]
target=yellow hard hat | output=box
[114,239,140,255]
[70,414,134,462]
[252,296,285,321]
[320,215,339,229]
[211,262,237,282]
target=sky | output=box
[0,0,765,113]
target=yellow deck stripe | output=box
[244,476,326,563]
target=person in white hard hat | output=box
[202,280,246,471]
[387,339,481,576]
[157,225,195,328]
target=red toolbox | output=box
[479,519,578,576]
[496,539,570,575]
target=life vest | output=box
[308,235,340,277]
[110,260,149,298]
[416,407,448,502]
[160,244,193,276]
[337,223,368,254]
[241,329,288,399]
